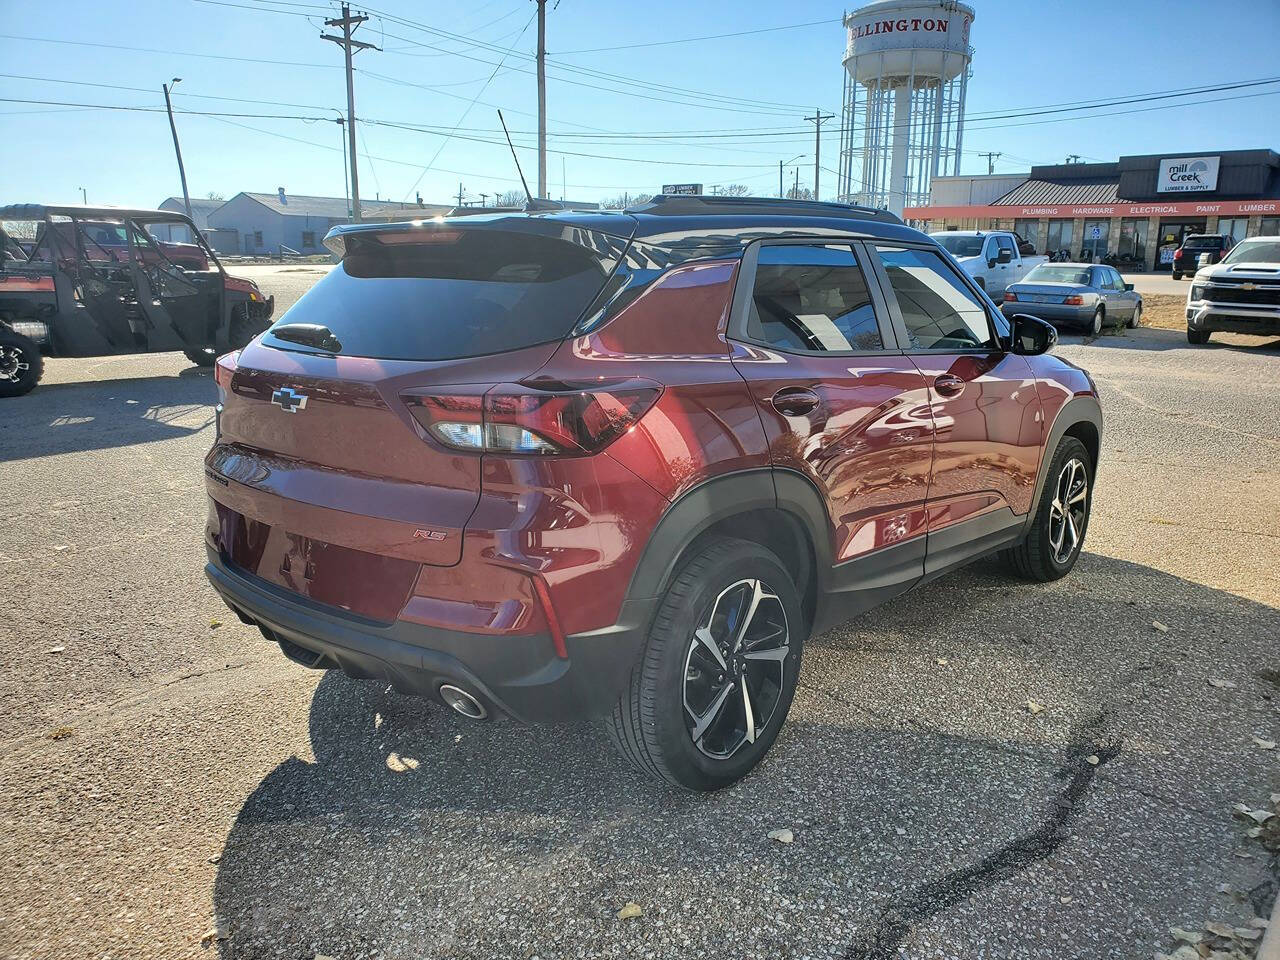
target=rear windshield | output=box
[1026,265,1091,284]
[1183,236,1224,249]
[933,234,985,257]
[264,225,627,360]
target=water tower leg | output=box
[888,82,911,218]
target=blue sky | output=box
[2,0,1279,208]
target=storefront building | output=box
[905,149,1280,271]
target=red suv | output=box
[204,196,1101,790]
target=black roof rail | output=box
[626,193,903,224]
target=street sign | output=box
[1090,224,1102,239]
[662,183,703,196]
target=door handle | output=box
[770,387,820,416]
[933,374,965,398]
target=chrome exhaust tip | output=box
[439,683,488,720]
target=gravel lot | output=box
[1,267,1277,959]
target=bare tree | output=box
[495,189,527,207]
[718,184,751,197]
[205,191,225,201]
[786,185,815,201]
[600,192,652,209]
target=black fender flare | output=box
[1021,393,1103,538]
[624,468,834,603]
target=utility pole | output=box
[457,182,464,207]
[162,78,193,221]
[979,151,1001,175]
[334,116,350,217]
[536,0,548,199]
[1065,154,1083,164]
[804,108,834,200]
[779,154,804,199]
[79,187,87,204]
[794,166,800,199]
[322,4,377,223]
[479,193,489,207]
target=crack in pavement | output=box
[844,710,1122,960]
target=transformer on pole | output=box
[837,0,974,217]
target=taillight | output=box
[405,380,662,456]
[1063,295,1085,305]
[1003,291,1018,302]
[214,350,239,406]
[1173,248,1184,260]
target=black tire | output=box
[0,329,43,397]
[1085,307,1103,336]
[1004,436,1092,582]
[229,302,268,349]
[1172,271,1182,280]
[184,347,216,367]
[1187,327,1211,345]
[606,537,805,791]
[1127,302,1141,329]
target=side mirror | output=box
[997,248,1013,264]
[1124,282,1134,291]
[1009,314,1057,356]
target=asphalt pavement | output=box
[1122,272,1195,296]
[1,271,1277,959]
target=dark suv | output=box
[204,196,1101,790]
[1172,233,1233,280]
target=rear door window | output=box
[265,224,629,360]
[745,244,885,353]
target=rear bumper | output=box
[1001,302,1095,325]
[1187,301,1280,336]
[206,546,654,723]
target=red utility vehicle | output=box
[0,204,273,396]
[204,196,1101,790]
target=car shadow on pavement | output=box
[0,370,214,462]
[210,554,1280,959]
[1102,327,1280,354]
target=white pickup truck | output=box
[930,230,1048,298]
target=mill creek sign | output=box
[1157,156,1221,193]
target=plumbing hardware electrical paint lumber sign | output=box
[1157,156,1221,194]
[903,199,1280,220]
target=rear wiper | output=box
[270,322,342,353]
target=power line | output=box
[553,17,840,55]
[200,113,652,191]
[0,32,338,69]
[363,12,824,114]
[373,28,811,118]
[398,8,537,201]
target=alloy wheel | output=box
[682,578,790,760]
[0,344,30,382]
[1047,457,1088,565]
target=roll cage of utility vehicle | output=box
[0,203,274,396]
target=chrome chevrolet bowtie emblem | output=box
[271,387,308,413]
[1240,282,1257,291]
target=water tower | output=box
[836,0,974,216]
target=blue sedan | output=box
[1000,263,1142,336]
